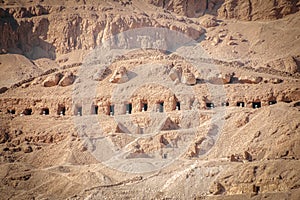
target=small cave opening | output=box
[109,104,114,116]
[57,105,66,115]
[126,103,132,114]
[41,108,49,115]
[76,106,82,116]
[141,102,148,112]
[158,102,164,112]
[23,108,32,115]
[269,100,277,105]
[294,101,300,107]
[222,102,229,107]
[176,101,181,110]
[253,185,260,194]
[91,105,98,115]
[206,103,214,109]
[237,102,245,107]
[7,109,16,114]
[252,102,261,109]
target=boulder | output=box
[222,73,233,83]
[168,67,181,82]
[181,69,196,85]
[42,73,62,87]
[209,73,233,84]
[201,16,218,28]
[58,72,76,87]
[212,36,220,45]
[268,78,283,84]
[238,76,262,84]
[93,67,107,81]
[109,66,129,84]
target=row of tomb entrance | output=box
[5,100,280,116]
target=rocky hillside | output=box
[1,0,299,59]
[0,0,299,200]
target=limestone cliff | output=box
[0,3,203,59]
[148,0,299,20]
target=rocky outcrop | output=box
[181,69,196,85]
[238,76,262,84]
[200,15,218,28]
[169,66,198,85]
[42,73,62,87]
[168,67,181,82]
[209,73,233,84]
[58,72,76,87]
[209,181,225,195]
[218,0,299,21]
[266,56,300,74]
[109,66,129,84]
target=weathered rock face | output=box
[218,0,299,21]
[148,0,299,20]
[0,4,204,59]
[148,0,223,17]
[42,73,62,87]
[0,7,54,59]
[109,66,129,84]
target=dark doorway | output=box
[252,102,261,109]
[206,103,214,109]
[222,102,229,107]
[142,103,148,112]
[269,100,277,105]
[92,105,98,115]
[109,105,114,116]
[253,185,260,194]
[41,108,49,115]
[76,106,82,116]
[58,105,66,115]
[7,109,15,114]
[23,108,32,115]
[176,102,180,110]
[158,102,164,112]
[126,103,132,114]
[237,102,245,107]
